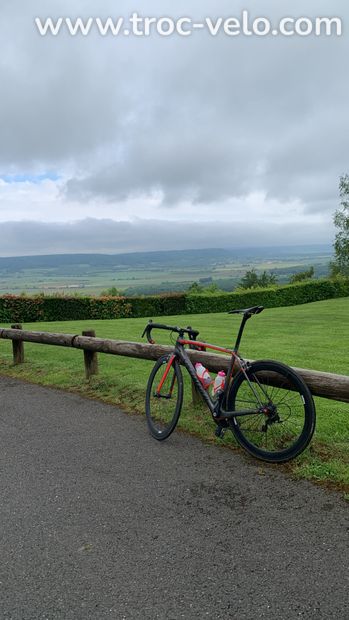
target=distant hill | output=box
[0,245,332,273]
[0,245,332,297]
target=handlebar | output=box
[141,320,200,344]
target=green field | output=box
[0,259,330,296]
[0,247,331,295]
[0,297,348,495]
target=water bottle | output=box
[195,363,212,389]
[212,371,226,397]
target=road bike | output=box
[142,306,316,463]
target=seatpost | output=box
[234,314,251,352]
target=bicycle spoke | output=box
[229,363,313,459]
[273,387,297,405]
[240,416,264,433]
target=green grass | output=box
[0,297,348,494]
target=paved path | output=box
[0,376,348,619]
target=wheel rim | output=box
[148,361,180,435]
[231,367,309,455]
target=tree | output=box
[258,270,277,288]
[187,282,203,293]
[289,266,314,284]
[204,283,220,294]
[100,286,122,296]
[187,281,222,294]
[239,269,259,289]
[239,269,277,290]
[331,174,349,276]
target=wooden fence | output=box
[1,325,349,403]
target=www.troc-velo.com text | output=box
[34,11,343,38]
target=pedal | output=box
[214,425,226,439]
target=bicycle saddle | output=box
[228,305,264,316]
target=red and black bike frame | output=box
[175,339,263,421]
[175,338,238,417]
[143,314,263,422]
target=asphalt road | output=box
[0,376,348,620]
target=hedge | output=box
[0,279,348,324]
[125,293,187,318]
[0,293,187,323]
[0,295,133,323]
[185,279,349,314]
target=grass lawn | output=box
[0,297,348,496]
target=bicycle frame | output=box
[146,308,267,424]
[162,337,261,422]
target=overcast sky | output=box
[0,0,348,256]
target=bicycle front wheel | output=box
[227,360,316,463]
[145,355,183,440]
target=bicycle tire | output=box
[145,355,183,440]
[227,360,316,463]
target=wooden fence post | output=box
[11,324,24,365]
[82,330,98,380]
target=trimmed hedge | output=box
[0,279,348,324]
[0,295,133,324]
[125,293,187,319]
[185,279,349,314]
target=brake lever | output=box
[142,320,153,339]
[142,324,155,344]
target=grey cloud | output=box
[0,217,333,257]
[0,0,348,215]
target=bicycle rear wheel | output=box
[227,360,316,463]
[145,355,183,440]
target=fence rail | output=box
[1,325,349,404]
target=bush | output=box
[0,295,45,323]
[126,293,187,318]
[0,295,132,323]
[289,266,315,284]
[185,279,349,315]
[0,280,348,324]
[239,268,277,289]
